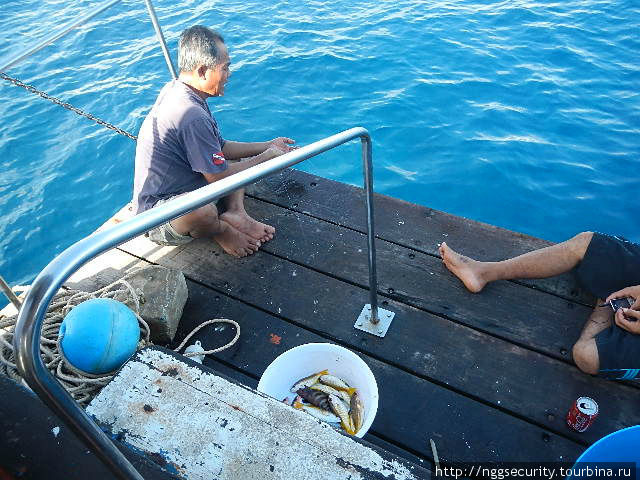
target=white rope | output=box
[0,270,240,405]
[174,318,240,356]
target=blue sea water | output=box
[1,0,639,295]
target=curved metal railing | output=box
[13,127,380,479]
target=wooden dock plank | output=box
[248,169,593,304]
[243,196,590,362]
[67,248,584,462]
[113,224,640,445]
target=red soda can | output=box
[566,396,598,432]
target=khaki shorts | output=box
[145,196,193,246]
[146,219,193,246]
[145,195,221,246]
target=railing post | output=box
[354,134,396,337]
[362,135,378,322]
[143,0,177,80]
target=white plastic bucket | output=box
[257,342,379,438]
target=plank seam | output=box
[247,193,596,308]
[198,273,590,447]
[257,246,579,366]
[114,243,640,404]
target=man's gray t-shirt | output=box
[133,80,227,214]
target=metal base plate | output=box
[354,304,395,337]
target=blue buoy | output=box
[59,298,140,375]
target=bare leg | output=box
[219,188,276,244]
[439,232,593,293]
[170,203,260,258]
[572,301,612,374]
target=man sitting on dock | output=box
[133,25,296,257]
[439,232,640,380]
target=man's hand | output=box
[615,308,640,334]
[268,137,296,153]
[265,144,289,159]
[206,143,292,181]
[606,285,640,310]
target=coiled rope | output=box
[0,270,240,406]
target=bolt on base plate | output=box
[354,304,395,337]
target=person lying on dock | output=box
[439,232,640,380]
[132,25,296,257]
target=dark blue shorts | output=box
[575,233,640,380]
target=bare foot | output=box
[213,221,261,258]
[220,210,275,244]
[438,242,487,293]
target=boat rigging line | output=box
[0,71,137,141]
[0,0,178,143]
[0,274,22,310]
[1,0,123,72]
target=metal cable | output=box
[0,71,137,141]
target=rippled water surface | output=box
[1,0,638,291]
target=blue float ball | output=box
[59,298,140,374]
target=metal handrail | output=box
[13,127,379,479]
[0,0,122,72]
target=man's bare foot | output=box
[213,221,261,258]
[438,242,487,293]
[220,210,275,244]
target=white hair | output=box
[178,25,225,72]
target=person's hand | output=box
[606,285,640,310]
[265,144,288,159]
[615,308,640,334]
[268,137,297,153]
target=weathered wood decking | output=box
[75,168,639,467]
